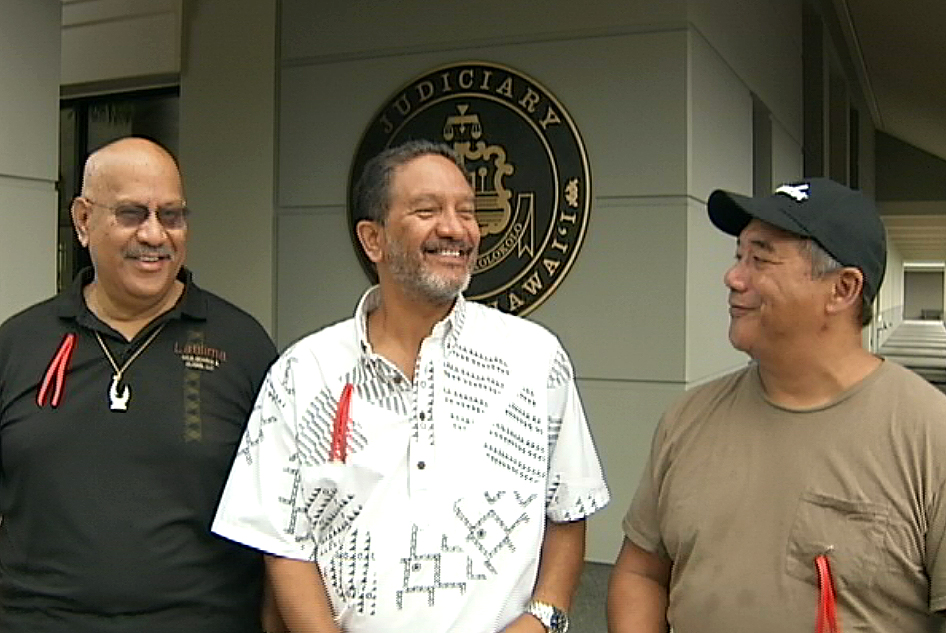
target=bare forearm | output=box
[261,572,288,632]
[607,569,669,633]
[500,520,587,632]
[532,519,586,609]
[265,555,341,633]
[606,538,670,633]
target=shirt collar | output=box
[54,266,206,325]
[354,286,468,356]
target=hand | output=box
[499,613,546,633]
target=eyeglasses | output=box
[82,198,190,230]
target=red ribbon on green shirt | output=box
[815,553,840,633]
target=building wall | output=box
[52,0,877,563]
[0,0,60,321]
[60,0,180,89]
[177,0,277,332]
[276,22,693,561]
[275,0,808,562]
[58,0,277,333]
[904,270,944,319]
[876,240,905,347]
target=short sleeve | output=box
[212,352,316,560]
[544,344,609,522]
[622,415,669,558]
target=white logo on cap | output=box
[775,183,810,202]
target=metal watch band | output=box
[525,599,569,633]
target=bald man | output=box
[0,137,278,633]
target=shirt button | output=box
[417,461,426,470]
[393,375,402,384]
[419,412,426,420]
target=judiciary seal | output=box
[348,61,591,316]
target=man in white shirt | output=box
[213,140,609,633]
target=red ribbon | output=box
[815,553,841,633]
[37,333,77,408]
[330,383,353,463]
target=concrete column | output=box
[0,0,60,320]
[178,0,277,334]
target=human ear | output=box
[71,198,93,247]
[826,268,864,316]
[356,219,384,264]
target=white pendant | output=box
[109,375,130,411]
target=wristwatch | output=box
[526,599,569,633]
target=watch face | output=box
[527,601,568,633]
[550,610,568,633]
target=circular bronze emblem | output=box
[348,61,591,316]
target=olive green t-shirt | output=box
[625,360,946,632]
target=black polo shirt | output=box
[0,268,277,633]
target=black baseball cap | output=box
[707,178,887,302]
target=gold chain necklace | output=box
[94,323,167,412]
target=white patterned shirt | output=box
[213,288,609,633]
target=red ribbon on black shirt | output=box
[37,333,77,408]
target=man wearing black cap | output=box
[607,178,946,632]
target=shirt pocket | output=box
[785,491,889,590]
[304,401,410,549]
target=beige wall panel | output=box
[0,182,57,319]
[688,0,802,144]
[278,30,689,208]
[0,0,59,180]
[61,0,176,22]
[684,30,754,382]
[281,0,686,61]
[276,198,687,377]
[577,378,684,562]
[179,0,276,333]
[0,0,58,321]
[276,210,368,349]
[278,30,690,378]
[904,270,944,319]
[687,28,753,200]
[61,0,179,86]
[685,198,748,383]
[876,240,904,347]
[528,197,687,382]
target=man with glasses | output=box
[0,137,279,632]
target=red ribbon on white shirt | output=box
[330,383,353,463]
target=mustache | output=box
[124,247,175,259]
